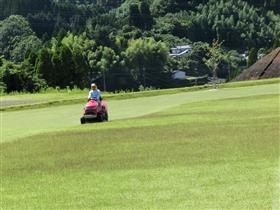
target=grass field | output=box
[1,81,280,209]
[2,83,279,142]
[2,78,280,111]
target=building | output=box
[170,45,192,81]
[170,45,192,58]
[172,70,186,80]
[234,47,280,81]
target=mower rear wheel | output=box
[97,114,104,122]
[80,117,86,124]
[104,111,109,121]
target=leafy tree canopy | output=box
[0,15,41,62]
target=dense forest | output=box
[0,0,279,92]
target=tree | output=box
[151,0,191,16]
[179,42,210,77]
[0,15,41,62]
[125,38,169,88]
[128,4,141,28]
[35,48,54,86]
[87,46,118,91]
[0,0,52,19]
[204,39,226,89]
[62,32,96,87]
[186,0,280,50]
[27,12,55,38]
[247,48,258,67]
[11,35,42,62]
[0,59,46,93]
[0,60,23,92]
[92,25,113,47]
[36,33,95,89]
[272,40,280,50]
[96,0,122,9]
[139,1,154,30]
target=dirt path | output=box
[1,99,36,107]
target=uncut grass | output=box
[1,94,279,209]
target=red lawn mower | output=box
[80,99,108,124]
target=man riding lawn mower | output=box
[80,83,109,124]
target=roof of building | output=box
[171,45,192,50]
[170,49,191,57]
[234,47,280,81]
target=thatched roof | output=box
[234,47,280,81]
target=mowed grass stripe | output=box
[2,83,280,143]
[1,94,279,209]
[2,77,280,111]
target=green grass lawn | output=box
[1,83,279,209]
[2,78,279,111]
[2,83,279,142]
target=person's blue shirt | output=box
[88,89,101,101]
